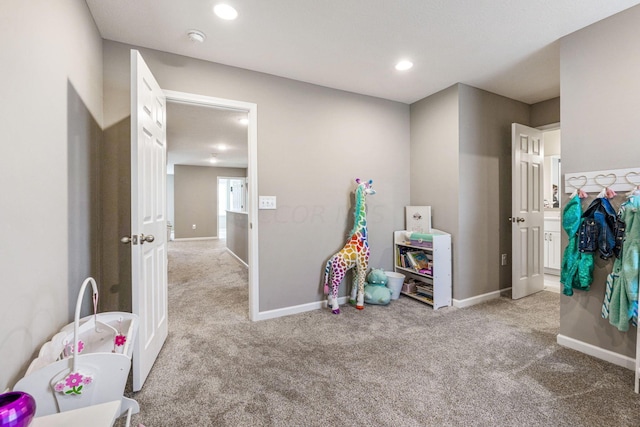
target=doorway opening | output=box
[164,90,259,321]
[218,177,247,239]
[541,125,561,293]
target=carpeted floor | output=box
[123,239,640,426]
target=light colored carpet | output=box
[123,240,640,426]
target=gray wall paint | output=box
[167,174,175,230]
[102,41,410,312]
[0,1,103,391]
[67,81,102,319]
[174,165,246,239]
[410,84,530,301]
[531,97,560,128]
[410,85,460,230]
[559,5,640,357]
[458,84,530,299]
[410,85,460,287]
[100,117,131,313]
[227,212,249,264]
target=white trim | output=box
[172,237,218,242]
[163,90,259,322]
[253,297,350,321]
[226,248,248,268]
[557,334,635,371]
[536,122,560,131]
[564,167,640,194]
[453,288,510,308]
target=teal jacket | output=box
[560,194,594,296]
[602,195,640,331]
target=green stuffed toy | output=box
[364,268,392,305]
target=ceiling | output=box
[85,0,640,169]
[166,102,248,173]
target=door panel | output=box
[131,50,168,391]
[512,123,545,299]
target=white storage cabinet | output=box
[394,229,452,309]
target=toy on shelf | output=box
[323,178,376,314]
[364,268,392,305]
[13,277,139,426]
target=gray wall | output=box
[102,41,410,312]
[227,212,249,264]
[0,1,103,391]
[559,5,640,358]
[410,85,460,236]
[174,165,246,239]
[410,84,530,301]
[458,85,530,299]
[531,97,560,128]
[167,174,175,230]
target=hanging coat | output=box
[578,197,625,260]
[602,195,640,332]
[560,194,594,296]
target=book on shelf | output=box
[407,251,431,270]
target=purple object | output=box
[0,392,36,427]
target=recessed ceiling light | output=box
[395,60,414,71]
[214,4,238,20]
[238,118,249,125]
[218,144,227,151]
[210,153,218,164]
[187,30,206,43]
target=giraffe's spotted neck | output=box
[349,185,368,240]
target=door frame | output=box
[511,123,545,299]
[509,122,561,296]
[164,90,260,321]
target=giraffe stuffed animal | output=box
[324,178,376,314]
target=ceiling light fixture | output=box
[218,144,227,151]
[214,4,238,20]
[187,30,206,43]
[210,153,218,164]
[395,60,414,71]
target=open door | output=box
[511,123,544,299]
[129,50,168,391]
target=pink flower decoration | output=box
[83,376,93,385]
[114,334,127,347]
[54,382,65,392]
[76,340,85,353]
[65,372,84,388]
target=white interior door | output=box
[229,178,245,211]
[130,50,168,391]
[511,123,544,299]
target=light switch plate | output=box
[259,196,277,209]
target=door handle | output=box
[121,235,138,245]
[516,217,525,223]
[121,234,154,245]
[508,217,526,223]
[140,234,155,244]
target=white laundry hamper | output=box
[13,277,140,425]
[385,271,405,300]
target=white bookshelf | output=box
[394,229,452,309]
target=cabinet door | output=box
[543,233,550,268]
[548,231,561,270]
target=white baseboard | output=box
[254,296,349,321]
[557,334,635,371]
[172,237,218,242]
[453,287,511,308]
[225,248,248,268]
